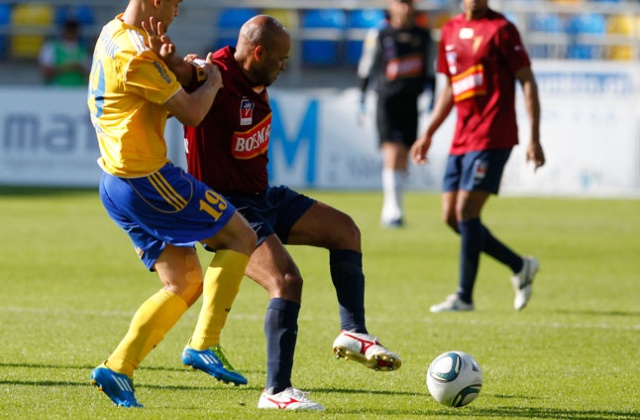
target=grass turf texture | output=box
[1,186,639,419]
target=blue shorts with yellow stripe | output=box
[99,162,235,271]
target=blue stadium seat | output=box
[345,9,386,66]
[0,4,10,59]
[54,5,95,25]
[566,13,606,59]
[301,9,346,66]
[527,13,565,59]
[215,8,259,50]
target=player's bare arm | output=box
[411,80,455,165]
[516,66,545,171]
[163,53,222,127]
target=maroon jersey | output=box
[437,9,531,155]
[185,46,271,195]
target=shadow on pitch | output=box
[332,405,640,419]
[552,309,640,318]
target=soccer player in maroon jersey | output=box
[181,15,401,410]
[410,0,545,312]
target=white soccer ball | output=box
[426,351,483,408]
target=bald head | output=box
[238,15,289,52]
[234,15,290,87]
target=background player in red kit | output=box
[183,15,401,410]
[410,0,545,312]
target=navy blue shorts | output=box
[443,149,512,194]
[224,186,315,246]
[99,162,236,270]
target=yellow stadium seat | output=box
[262,8,297,30]
[607,14,640,61]
[10,3,53,59]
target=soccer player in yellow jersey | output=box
[87,0,257,408]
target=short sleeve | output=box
[436,24,451,77]
[125,50,182,105]
[496,22,531,74]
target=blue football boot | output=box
[90,364,143,408]
[181,344,248,385]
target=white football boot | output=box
[332,331,401,371]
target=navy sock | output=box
[264,298,299,393]
[482,226,523,273]
[457,218,485,303]
[329,250,367,333]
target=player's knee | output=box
[277,273,303,300]
[172,253,204,306]
[240,227,258,255]
[232,218,257,256]
[335,215,361,250]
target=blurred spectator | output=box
[38,18,90,86]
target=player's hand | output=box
[184,53,200,63]
[142,17,175,60]
[201,52,223,91]
[526,141,545,172]
[410,134,432,165]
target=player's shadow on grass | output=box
[0,378,265,393]
[0,362,265,392]
[332,405,640,419]
[0,362,263,375]
[552,309,640,317]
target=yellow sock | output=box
[105,289,188,378]
[188,249,250,350]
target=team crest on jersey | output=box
[446,51,457,75]
[240,98,255,126]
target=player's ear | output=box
[254,45,264,61]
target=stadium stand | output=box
[54,4,95,26]
[214,7,259,50]
[0,3,9,59]
[566,12,607,59]
[300,8,346,66]
[607,13,640,60]
[527,12,566,59]
[345,8,386,66]
[262,8,297,30]
[10,3,54,59]
[0,0,639,85]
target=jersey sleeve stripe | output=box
[126,29,149,54]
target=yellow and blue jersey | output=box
[87,14,181,177]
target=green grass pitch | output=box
[1,187,639,419]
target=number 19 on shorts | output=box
[199,189,228,221]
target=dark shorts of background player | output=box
[100,162,235,271]
[223,185,316,247]
[376,94,419,148]
[443,149,512,194]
